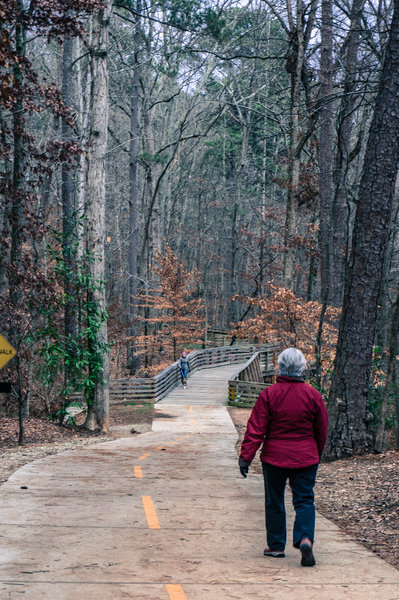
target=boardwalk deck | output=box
[157,363,238,406]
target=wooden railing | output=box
[205,329,255,348]
[228,346,279,407]
[105,345,257,404]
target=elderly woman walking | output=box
[239,348,328,567]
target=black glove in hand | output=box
[239,458,250,478]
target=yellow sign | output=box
[0,334,17,370]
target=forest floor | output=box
[0,402,154,485]
[1,404,398,573]
[229,407,399,572]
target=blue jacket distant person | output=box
[179,351,190,386]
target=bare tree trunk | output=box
[128,0,141,374]
[9,14,25,308]
[84,2,112,433]
[375,290,399,452]
[0,107,12,295]
[76,32,91,264]
[10,5,27,432]
[228,106,250,324]
[318,0,333,300]
[325,0,399,459]
[283,0,308,290]
[61,37,79,383]
[283,70,301,290]
[315,0,333,378]
[330,0,365,306]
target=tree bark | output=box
[318,0,333,300]
[84,2,112,433]
[330,0,365,306]
[0,108,12,295]
[9,11,25,307]
[315,0,333,377]
[128,0,141,374]
[282,0,318,290]
[61,37,79,383]
[325,0,399,459]
[228,106,250,325]
[283,34,302,290]
[10,4,27,431]
[375,290,399,452]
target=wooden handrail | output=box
[105,345,257,403]
[69,344,279,406]
[228,345,280,407]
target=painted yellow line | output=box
[134,466,143,478]
[139,453,150,460]
[176,437,182,441]
[142,496,160,529]
[166,441,174,445]
[166,584,186,600]
[190,417,195,426]
[188,405,193,413]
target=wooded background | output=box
[1,0,399,458]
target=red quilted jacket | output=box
[239,376,329,468]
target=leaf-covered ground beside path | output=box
[0,402,154,484]
[229,407,399,571]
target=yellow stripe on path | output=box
[166,584,186,600]
[190,417,195,426]
[133,466,143,478]
[188,405,193,413]
[142,496,160,529]
[139,453,150,460]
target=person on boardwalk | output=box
[239,348,328,567]
[179,350,190,387]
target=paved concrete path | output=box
[1,364,399,600]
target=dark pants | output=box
[262,462,318,551]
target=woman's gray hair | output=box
[277,348,307,377]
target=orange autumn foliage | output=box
[136,244,205,376]
[231,284,340,375]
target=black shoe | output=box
[264,547,285,558]
[300,542,316,566]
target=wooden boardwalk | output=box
[157,363,240,406]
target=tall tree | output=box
[375,289,399,452]
[128,0,141,374]
[315,0,333,377]
[9,0,27,436]
[84,0,113,432]
[330,0,365,306]
[318,0,333,300]
[262,0,319,290]
[61,37,79,374]
[325,0,399,459]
